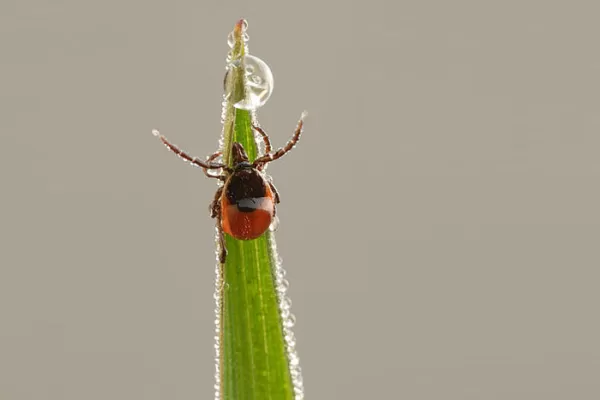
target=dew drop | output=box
[269,214,280,232]
[223,54,273,111]
[285,314,297,328]
[281,296,292,309]
[226,32,235,48]
[226,24,249,48]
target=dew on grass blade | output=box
[269,233,304,400]
[216,19,304,400]
[227,19,249,48]
[224,54,274,111]
[269,214,280,232]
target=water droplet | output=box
[227,32,235,48]
[284,314,296,328]
[269,214,279,232]
[288,352,300,366]
[224,54,273,110]
[282,296,292,309]
[226,22,249,48]
[285,333,297,348]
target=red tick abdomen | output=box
[222,205,273,240]
[221,194,274,240]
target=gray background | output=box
[2,1,600,399]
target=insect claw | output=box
[219,248,227,263]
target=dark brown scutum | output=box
[225,169,268,212]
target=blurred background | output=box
[2,1,600,399]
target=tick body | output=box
[152,113,305,263]
[221,166,275,240]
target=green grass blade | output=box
[214,20,303,400]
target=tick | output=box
[152,113,305,263]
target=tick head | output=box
[231,142,250,165]
[234,161,253,171]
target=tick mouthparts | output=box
[151,129,160,137]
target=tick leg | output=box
[152,129,229,172]
[203,151,225,180]
[209,186,223,218]
[217,215,227,263]
[206,151,222,163]
[209,187,227,263]
[268,181,281,204]
[252,111,306,169]
[251,125,272,155]
[267,180,280,218]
